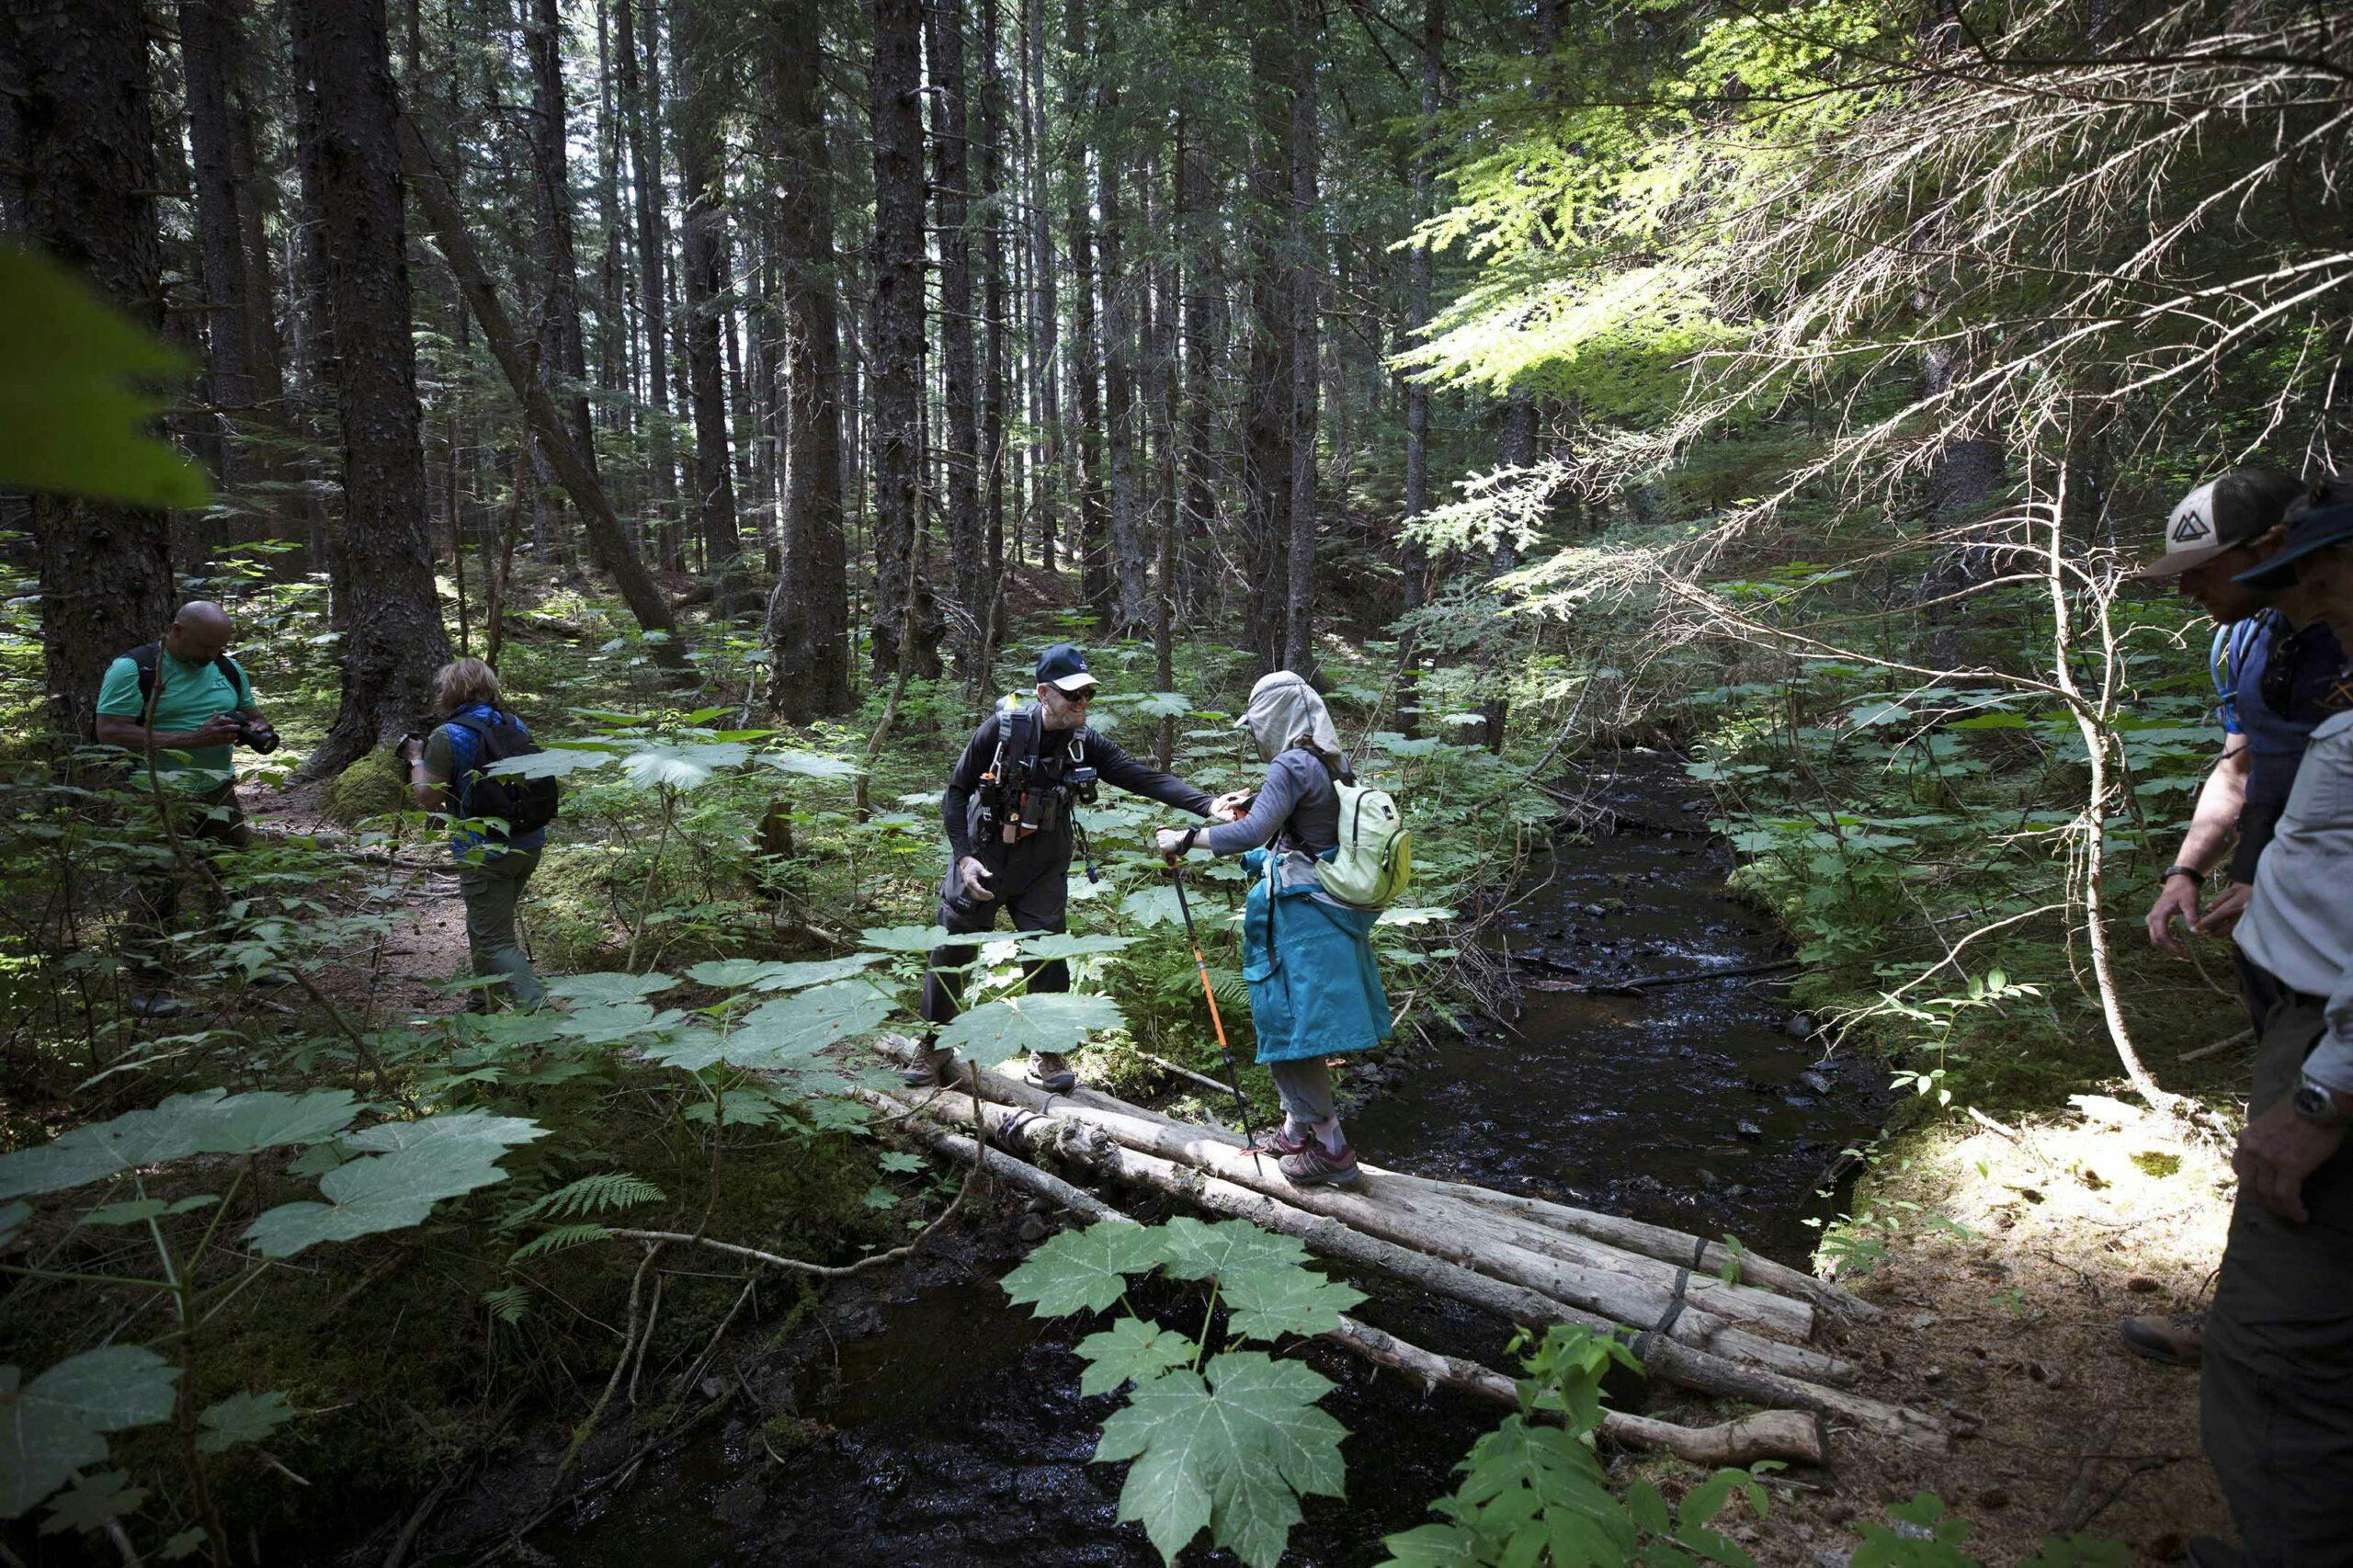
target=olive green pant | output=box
[127,782,250,981]
[455,847,545,1007]
[2200,983,2353,1566]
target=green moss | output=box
[324,749,408,825]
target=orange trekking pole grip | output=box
[1167,861,1266,1175]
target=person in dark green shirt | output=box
[93,601,271,1016]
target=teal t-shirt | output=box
[94,650,254,787]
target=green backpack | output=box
[1317,775,1412,909]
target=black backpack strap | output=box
[213,653,244,706]
[129,642,162,702]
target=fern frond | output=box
[498,1173,665,1232]
[508,1222,613,1263]
[482,1285,531,1325]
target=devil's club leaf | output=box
[684,958,788,989]
[1093,1350,1345,1568]
[755,749,863,780]
[0,1089,362,1199]
[1009,932,1142,963]
[720,981,893,1070]
[194,1390,294,1454]
[1075,1319,1195,1397]
[0,1348,179,1519]
[1001,1222,1169,1317]
[343,1111,545,1156]
[483,746,614,780]
[551,1002,686,1046]
[38,1470,146,1537]
[1219,1265,1366,1344]
[750,953,888,991]
[243,1142,511,1256]
[858,924,959,953]
[934,994,1125,1071]
[1158,1217,1309,1282]
[619,742,747,790]
[545,971,679,1005]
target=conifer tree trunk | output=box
[5,0,178,745]
[929,0,986,669]
[1177,116,1219,615]
[229,34,283,413]
[615,0,676,561]
[180,0,254,486]
[979,0,1010,648]
[1147,150,1180,764]
[1242,9,1296,672]
[594,0,628,464]
[869,0,937,677]
[1396,0,1442,735]
[767,0,851,719]
[289,0,452,777]
[526,0,593,461]
[1097,89,1149,637]
[1063,0,1108,621]
[1283,6,1321,677]
[670,0,743,612]
[1021,0,1060,574]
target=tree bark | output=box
[929,0,986,669]
[670,0,744,613]
[289,0,452,777]
[180,0,254,489]
[525,0,594,465]
[5,0,178,747]
[1020,0,1060,574]
[1176,118,1219,616]
[615,0,676,561]
[399,111,697,679]
[1282,7,1321,677]
[1097,76,1149,639]
[765,0,851,720]
[1062,0,1108,622]
[1396,0,1441,734]
[868,0,937,678]
[1241,9,1295,673]
[978,0,1010,652]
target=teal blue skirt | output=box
[1239,849,1392,1065]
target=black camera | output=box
[235,719,279,754]
[1066,764,1099,804]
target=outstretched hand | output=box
[1211,790,1252,823]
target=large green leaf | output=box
[1074,1318,1195,1396]
[39,1470,146,1537]
[1094,1350,1346,1568]
[1002,1222,1169,1317]
[194,1390,293,1454]
[756,749,863,781]
[858,924,960,954]
[1010,932,1142,962]
[551,1001,687,1046]
[545,971,679,1004]
[0,247,210,508]
[343,1111,544,1156]
[243,1142,511,1256]
[1120,885,1188,928]
[0,1089,361,1199]
[1219,1265,1366,1344]
[934,994,1124,1071]
[483,746,617,780]
[719,981,893,1070]
[749,953,887,991]
[0,1347,180,1519]
[619,742,747,790]
[1158,1217,1310,1283]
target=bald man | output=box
[94,602,271,1013]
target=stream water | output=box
[532,756,1887,1565]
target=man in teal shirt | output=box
[93,601,272,1013]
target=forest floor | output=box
[1745,1093,2237,1564]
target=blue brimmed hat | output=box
[2231,504,2353,590]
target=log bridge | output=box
[868,1040,1943,1471]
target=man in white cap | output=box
[2126,466,2339,1367]
[906,642,1223,1091]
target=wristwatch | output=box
[1176,826,1200,855]
[2162,864,2205,886]
[2291,1074,2352,1127]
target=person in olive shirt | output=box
[905,643,1227,1091]
[92,600,274,1016]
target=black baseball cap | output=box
[1034,643,1099,694]
[2231,503,2353,590]
[2129,467,2304,579]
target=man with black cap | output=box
[2190,477,2353,1568]
[2122,467,2341,1368]
[904,643,1227,1090]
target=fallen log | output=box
[893,1088,1944,1450]
[913,1041,1876,1324]
[868,1092,1834,1467]
[933,1067,1840,1371]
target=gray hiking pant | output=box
[456,847,545,1007]
[2200,982,2353,1566]
[1270,1059,1336,1124]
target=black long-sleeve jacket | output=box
[941,706,1211,863]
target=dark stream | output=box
[530,757,1885,1566]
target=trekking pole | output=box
[1166,861,1265,1176]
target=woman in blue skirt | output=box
[1157,671,1391,1185]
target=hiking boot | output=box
[1249,1126,1313,1158]
[1025,1052,1077,1094]
[2120,1311,2205,1366]
[899,1045,956,1088]
[1278,1141,1360,1187]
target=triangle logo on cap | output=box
[2171,507,2210,545]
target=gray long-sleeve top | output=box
[1200,749,1346,858]
[941,708,1212,862]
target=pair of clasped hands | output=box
[1154,790,1251,864]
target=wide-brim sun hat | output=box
[2231,503,2353,590]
